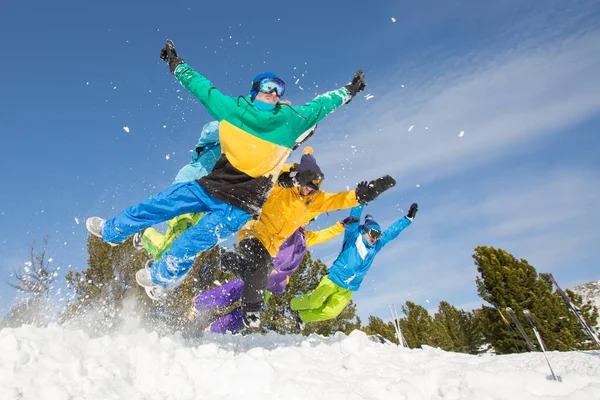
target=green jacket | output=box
[174,63,351,216]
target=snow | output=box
[391,17,397,23]
[459,130,465,137]
[123,126,130,133]
[408,125,414,132]
[1,326,598,399]
[74,217,80,225]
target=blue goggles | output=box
[253,78,286,97]
[365,227,382,240]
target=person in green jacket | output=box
[86,39,367,328]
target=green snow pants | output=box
[142,212,204,261]
[290,275,353,323]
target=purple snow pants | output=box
[193,279,244,333]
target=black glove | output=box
[344,70,367,99]
[341,216,360,227]
[160,40,184,74]
[407,203,418,219]
[293,169,324,186]
[355,175,396,204]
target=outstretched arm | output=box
[316,190,361,213]
[343,205,364,242]
[291,88,352,132]
[290,70,366,133]
[378,204,418,248]
[174,65,237,121]
[305,222,345,247]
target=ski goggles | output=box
[365,227,382,240]
[253,77,286,97]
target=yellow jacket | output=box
[238,165,360,256]
[305,223,345,247]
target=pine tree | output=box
[61,235,151,332]
[434,302,484,354]
[474,246,597,353]
[363,316,400,344]
[61,234,222,334]
[399,301,446,348]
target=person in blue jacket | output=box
[284,203,418,328]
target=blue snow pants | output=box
[102,181,251,288]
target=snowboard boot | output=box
[86,217,118,247]
[241,301,262,330]
[135,260,168,301]
[283,305,305,331]
[242,311,261,330]
[132,229,146,251]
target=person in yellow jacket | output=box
[220,146,397,327]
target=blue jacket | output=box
[173,121,222,183]
[327,205,412,291]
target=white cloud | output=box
[311,30,600,190]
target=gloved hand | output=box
[341,216,360,227]
[407,203,418,219]
[355,175,396,204]
[293,169,324,186]
[344,70,367,99]
[160,39,184,74]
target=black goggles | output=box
[365,228,382,239]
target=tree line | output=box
[2,237,598,354]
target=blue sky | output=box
[1,1,599,322]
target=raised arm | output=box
[378,203,418,248]
[290,70,367,132]
[343,205,364,242]
[305,222,345,247]
[160,40,237,121]
[174,65,237,121]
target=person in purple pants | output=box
[189,216,357,333]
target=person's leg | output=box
[238,237,273,312]
[220,249,250,280]
[297,288,353,323]
[150,196,251,289]
[143,212,204,261]
[193,279,244,310]
[141,227,168,260]
[290,275,340,311]
[102,182,209,243]
[210,308,243,334]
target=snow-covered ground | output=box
[1,325,599,400]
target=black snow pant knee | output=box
[220,237,273,312]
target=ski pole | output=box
[523,309,559,381]
[506,307,537,352]
[498,309,524,353]
[549,274,600,348]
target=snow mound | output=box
[1,325,599,399]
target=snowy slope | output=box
[571,280,600,326]
[1,326,599,400]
